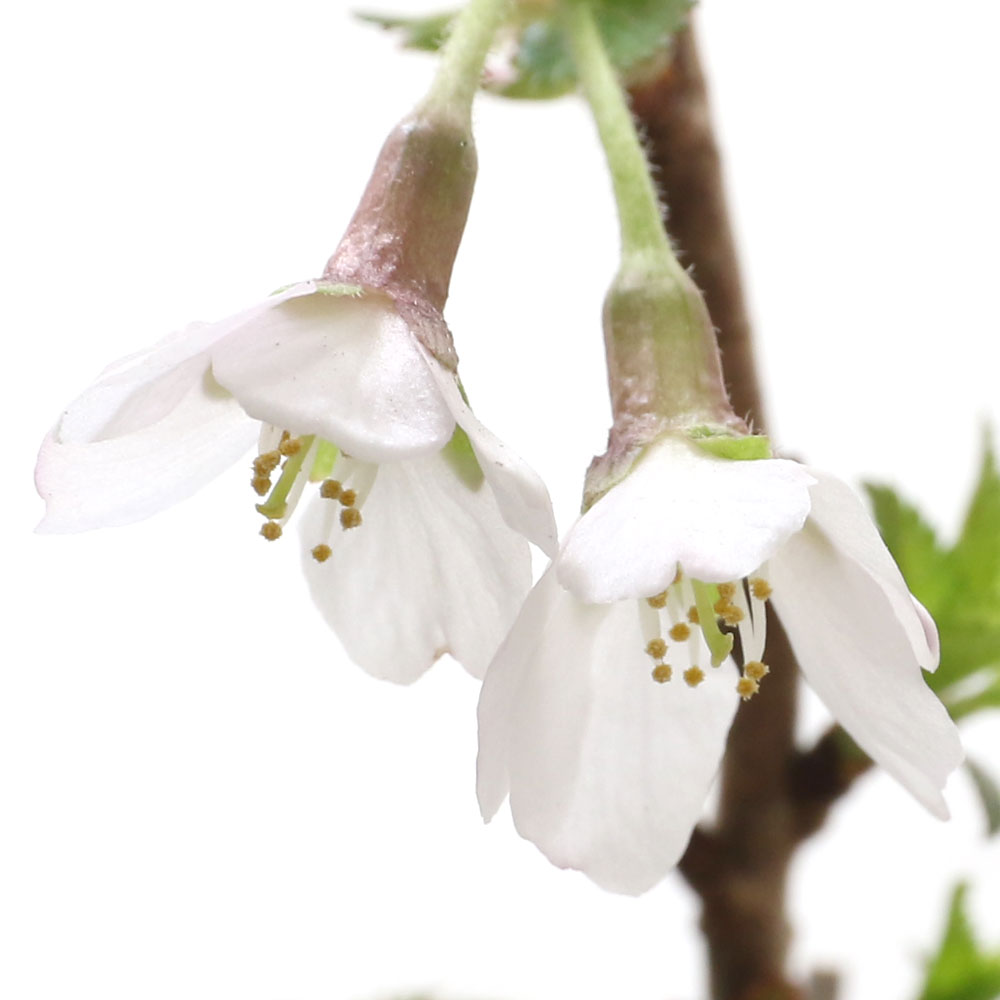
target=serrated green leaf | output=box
[965,758,1000,837]
[866,436,1000,707]
[864,482,950,612]
[919,883,1000,1000]
[356,10,457,52]
[358,0,693,100]
[945,433,1000,617]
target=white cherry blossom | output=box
[477,434,963,893]
[36,282,556,682]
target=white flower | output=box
[477,434,963,894]
[36,282,556,681]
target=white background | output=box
[3,1,999,999]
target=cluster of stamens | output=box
[643,571,773,701]
[250,430,368,552]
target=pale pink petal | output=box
[300,448,531,683]
[212,292,455,463]
[770,523,963,818]
[803,470,939,669]
[477,569,739,894]
[424,359,558,555]
[559,437,815,603]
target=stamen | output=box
[737,677,760,700]
[744,660,769,681]
[717,582,737,600]
[646,591,668,609]
[250,475,272,496]
[340,507,363,530]
[256,435,316,520]
[311,543,332,563]
[720,604,745,626]
[278,434,302,457]
[320,479,342,500]
[652,664,673,684]
[645,638,668,659]
[668,623,691,642]
[687,605,700,624]
[253,451,281,475]
[260,521,282,541]
[339,489,357,507]
[750,577,772,601]
[683,666,705,687]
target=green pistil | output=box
[309,439,340,482]
[692,580,734,667]
[256,435,316,520]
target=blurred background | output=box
[3,1,999,998]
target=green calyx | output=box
[690,430,772,461]
[315,283,364,298]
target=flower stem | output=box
[562,0,677,266]
[422,0,510,123]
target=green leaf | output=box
[358,0,694,100]
[919,883,1000,1000]
[863,482,950,613]
[355,10,457,51]
[865,434,1000,712]
[965,758,1000,837]
[945,433,1000,620]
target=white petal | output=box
[424,358,558,555]
[770,523,963,818]
[36,369,256,532]
[212,292,455,463]
[804,470,939,668]
[53,283,315,445]
[300,448,531,683]
[559,437,815,603]
[477,569,739,895]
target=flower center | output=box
[642,571,772,700]
[250,430,372,551]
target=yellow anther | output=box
[279,436,302,457]
[750,577,773,601]
[339,488,357,507]
[717,582,737,600]
[311,543,333,563]
[253,451,282,475]
[713,596,732,615]
[320,479,342,500]
[646,591,668,609]
[687,605,700,624]
[340,507,363,530]
[736,677,760,700]
[260,521,282,541]
[683,666,705,687]
[744,660,770,681]
[651,663,673,684]
[720,605,745,626]
[669,623,691,642]
[645,638,668,659]
[251,475,272,496]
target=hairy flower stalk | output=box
[476,0,962,895]
[36,0,555,683]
